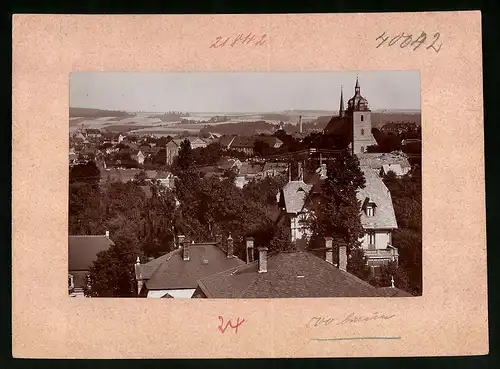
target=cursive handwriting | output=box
[209,33,267,48]
[218,316,245,334]
[307,312,397,328]
[375,31,442,53]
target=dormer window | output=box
[366,202,376,216]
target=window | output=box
[367,206,374,216]
[361,129,364,135]
[361,115,364,121]
[368,232,376,247]
[361,146,365,153]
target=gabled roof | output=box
[231,136,255,148]
[358,152,411,170]
[323,116,351,136]
[357,167,398,229]
[280,181,313,214]
[69,235,114,271]
[197,252,384,298]
[218,135,237,148]
[142,243,245,290]
[239,162,264,175]
[262,162,288,172]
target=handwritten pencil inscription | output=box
[376,31,442,53]
[218,316,245,334]
[209,33,267,48]
[307,312,397,328]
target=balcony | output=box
[364,244,399,262]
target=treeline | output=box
[382,168,422,295]
[69,107,132,118]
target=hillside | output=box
[69,107,132,118]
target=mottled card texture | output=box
[12,12,487,358]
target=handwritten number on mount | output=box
[376,31,441,53]
[411,32,427,50]
[375,32,389,48]
[210,33,267,48]
[426,33,442,52]
[218,316,245,334]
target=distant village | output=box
[69,77,422,299]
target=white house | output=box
[357,167,399,270]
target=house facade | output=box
[68,232,114,297]
[357,167,399,269]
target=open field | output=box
[69,108,421,136]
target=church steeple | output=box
[339,85,344,117]
[355,75,360,95]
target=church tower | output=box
[339,85,344,118]
[346,77,377,154]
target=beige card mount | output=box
[12,12,487,358]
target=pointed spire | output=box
[339,85,344,117]
[355,75,360,95]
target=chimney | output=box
[182,239,190,261]
[135,256,144,295]
[338,244,347,272]
[299,115,303,133]
[297,162,303,181]
[177,234,185,249]
[245,237,255,263]
[227,234,234,258]
[258,247,268,273]
[324,237,333,264]
[105,230,110,238]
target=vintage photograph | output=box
[68,71,422,299]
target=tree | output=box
[307,149,366,255]
[70,160,101,187]
[84,225,141,297]
[347,247,370,280]
[176,139,193,171]
[253,139,271,157]
[368,261,410,292]
[133,170,148,185]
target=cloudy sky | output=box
[70,71,420,112]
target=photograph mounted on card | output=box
[12,12,487,358]
[68,71,421,300]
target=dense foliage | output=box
[307,149,367,266]
[382,168,422,295]
[71,154,292,296]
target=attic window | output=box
[367,205,375,216]
[297,187,305,192]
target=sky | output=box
[69,71,420,113]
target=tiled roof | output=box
[357,152,411,170]
[377,287,413,297]
[68,235,114,271]
[262,162,288,172]
[218,135,236,148]
[239,162,264,175]
[280,181,313,214]
[231,136,255,148]
[197,252,384,298]
[143,243,245,290]
[357,167,398,229]
[323,116,351,136]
